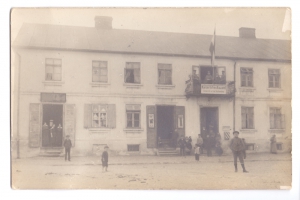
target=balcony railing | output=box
[185,78,235,97]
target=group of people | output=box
[42,120,63,147]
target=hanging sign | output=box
[201,84,226,94]
[148,114,154,128]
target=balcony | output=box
[185,78,235,98]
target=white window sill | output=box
[268,129,285,133]
[240,129,257,133]
[156,84,175,89]
[43,81,65,86]
[123,128,144,133]
[123,83,143,87]
[239,87,256,91]
[267,88,283,92]
[88,128,111,134]
[90,82,110,87]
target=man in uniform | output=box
[230,131,248,173]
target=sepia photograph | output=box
[10,7,292,190]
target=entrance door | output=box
[200,107,219,146]
[157,106,174,141]
[42,104,63,147]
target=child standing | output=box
[194,144,200,161]
[101,145,109,172]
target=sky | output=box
[11,8,291,43]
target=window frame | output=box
[268,69,281,88]
[126,104,141,128]
[240,67,253,87]
[241,106,254,129]
[45,58,62,81]
[270,107,284,129]
[158,63,172,85]
[92,104,108,128]
[124,62,141,84]
[127,144,140,152]
[92,61,108,83]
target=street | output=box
[12,153,291,190]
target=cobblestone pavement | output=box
[12,153,292,190]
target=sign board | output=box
[201,84,226,94]
[41,93,66,102]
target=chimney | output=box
[239,27,256,38]
[94,16,113,29]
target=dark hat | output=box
[104,145,109,149]
[233,131,239,135]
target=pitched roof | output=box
[13,23,291,62]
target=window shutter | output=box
[107,104,116,128]
[84,104,92,128]
[64,104,76,147]
[29,103,41,147]
[146,105,157,148]
[174,106,185,138]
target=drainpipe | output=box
[16,52,21,159]
[233,61,236,131]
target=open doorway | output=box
[200,107,219,149]
[157,106,174,148]
[42,104,63,147]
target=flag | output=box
[209,26,216,67]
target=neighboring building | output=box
[12,16,291,158]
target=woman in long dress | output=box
[270,135,277,154]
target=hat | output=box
[233,131,239,135]
[104,145,109,149]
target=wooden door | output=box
[146,105,157,148]
[64,104,76,147]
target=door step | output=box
[39,148,64,157]
[157,148,179,156]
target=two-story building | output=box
[12,16,291,157]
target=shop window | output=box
[126,104,141,128]
[158,64,172,85]
[127,144,140,152]
[84,104,116,129]
[270,108,285,129]
[241,68,253,87]
[45,58,62,81]
[241,107,254,129]
[92,105,107,128]
[268,69,280,88]
[124,62,140,84]
[92,61,108,83]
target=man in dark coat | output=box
[230,131,248,173]
[102,145,109,172]
[178,137,186,157]
[63,135,72,161]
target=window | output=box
[92,105,107,128]
[124,62,140,84]
[270,108,285,129]
[127,144,140,152]
[158,64,172,85]
[241,107,254,129]
[126,104,141,128]
[92,61,108,82]
[268,69,280,88]
[45,58,62,81]
[240,68,253,87]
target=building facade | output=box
[12,17,291,158]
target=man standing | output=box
[196,134,204,154]
[178,137,186,157]
[230,131,248,173]
[63,135,72,161]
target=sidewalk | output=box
[12,152,291,166]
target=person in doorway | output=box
[102,145,109,172]
[172,129,179,148]
[63,135,72,161]
[49,120,56,147]
[270,135,277,154]
[56,124,63,146]
[204,71,213,84]
[178,137,186,157]
[194,144,200,161]
[196,134,204,154]
[206,134,213,157]
[230,131,248,173]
